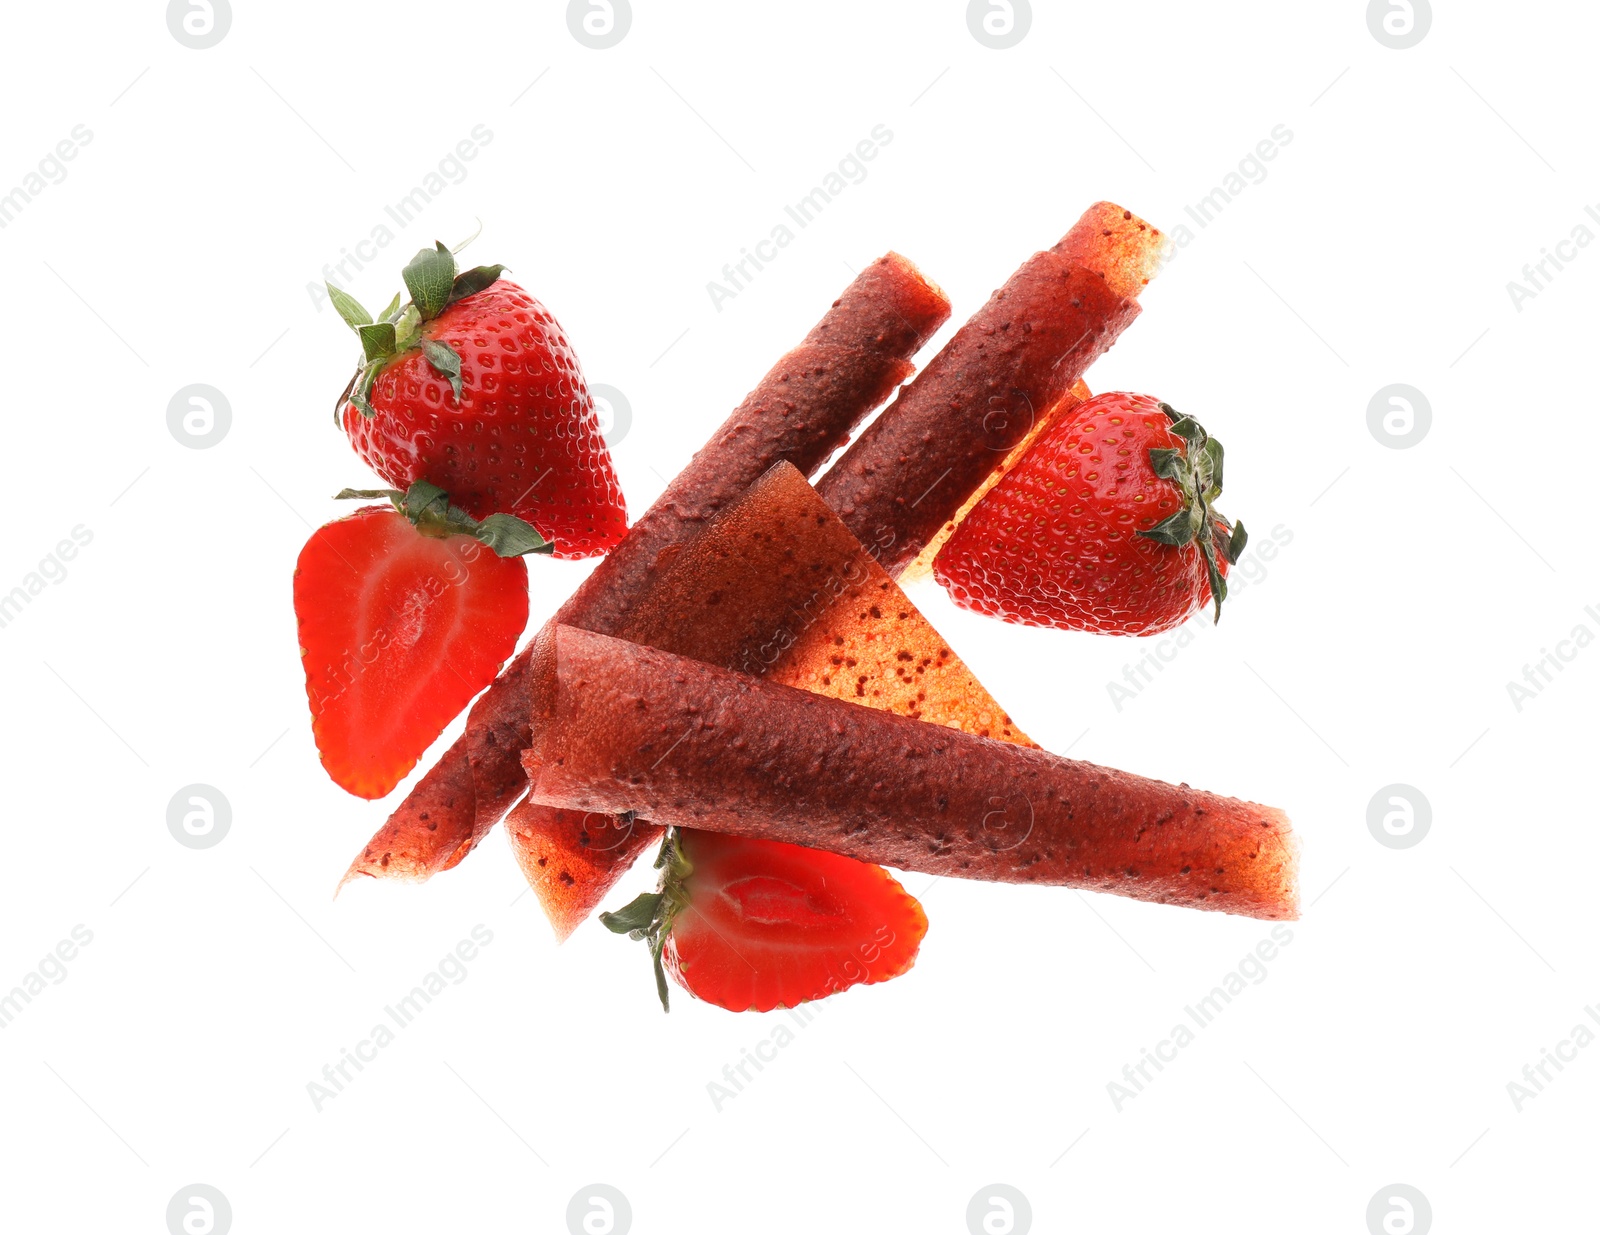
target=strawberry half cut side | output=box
[294,482,548,799]
[601,830,928,1013]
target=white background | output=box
[0,2,1593,1232]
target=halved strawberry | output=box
[601,830,928,1013]
[294,482,548,799]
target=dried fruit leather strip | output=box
[525,625,1300,922]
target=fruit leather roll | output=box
[344,256,950,886]
[524,626,1299,922]
[507,460,1035,939]
[817,202,1163,578]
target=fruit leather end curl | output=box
[524,626,1299,922]
[816,202,1161,579]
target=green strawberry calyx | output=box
[598,827,692,1013]
[335,480,552,558]
[326,241,507,424]
[1136,402,1248,622]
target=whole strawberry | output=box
[329,244,628,559]
[934,391,1246,635]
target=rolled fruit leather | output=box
[525,626,1300,922]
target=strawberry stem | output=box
[599,827,693,1012]
[326,244,510,422]
[334,481,553,558]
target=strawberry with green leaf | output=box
[601,830,928,1013]
[328,244,628,559]
[935,391,1247,636]
[294,481,550,800]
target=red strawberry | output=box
[328,244,628,559]
[601,830,928,1013]
[294,482,549,799]
[934,392,1246,636]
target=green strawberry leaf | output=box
[403,242,457,321]
[363,480,555,558]
[1139,506,1200,548]
[377,292,403,323]
[449,264,507,306]
[599,829,696,1014]
[1196,515,1231,622]
[327,284,371,332]
[475,513,554,557]
[600,892,664,936]
[1166,415,1205,448]
[421,338,464,401]
[334,487,405,501]
[393,304,422,353]
[400,480,451,522]
[1148,447,1184,483]
[358,322,397,363]
[1203,547,1229,621]
[1136,404,1249,622]
[1225,519,1248,564]
[649,936,671,1012]
[1201,437,1224,498]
